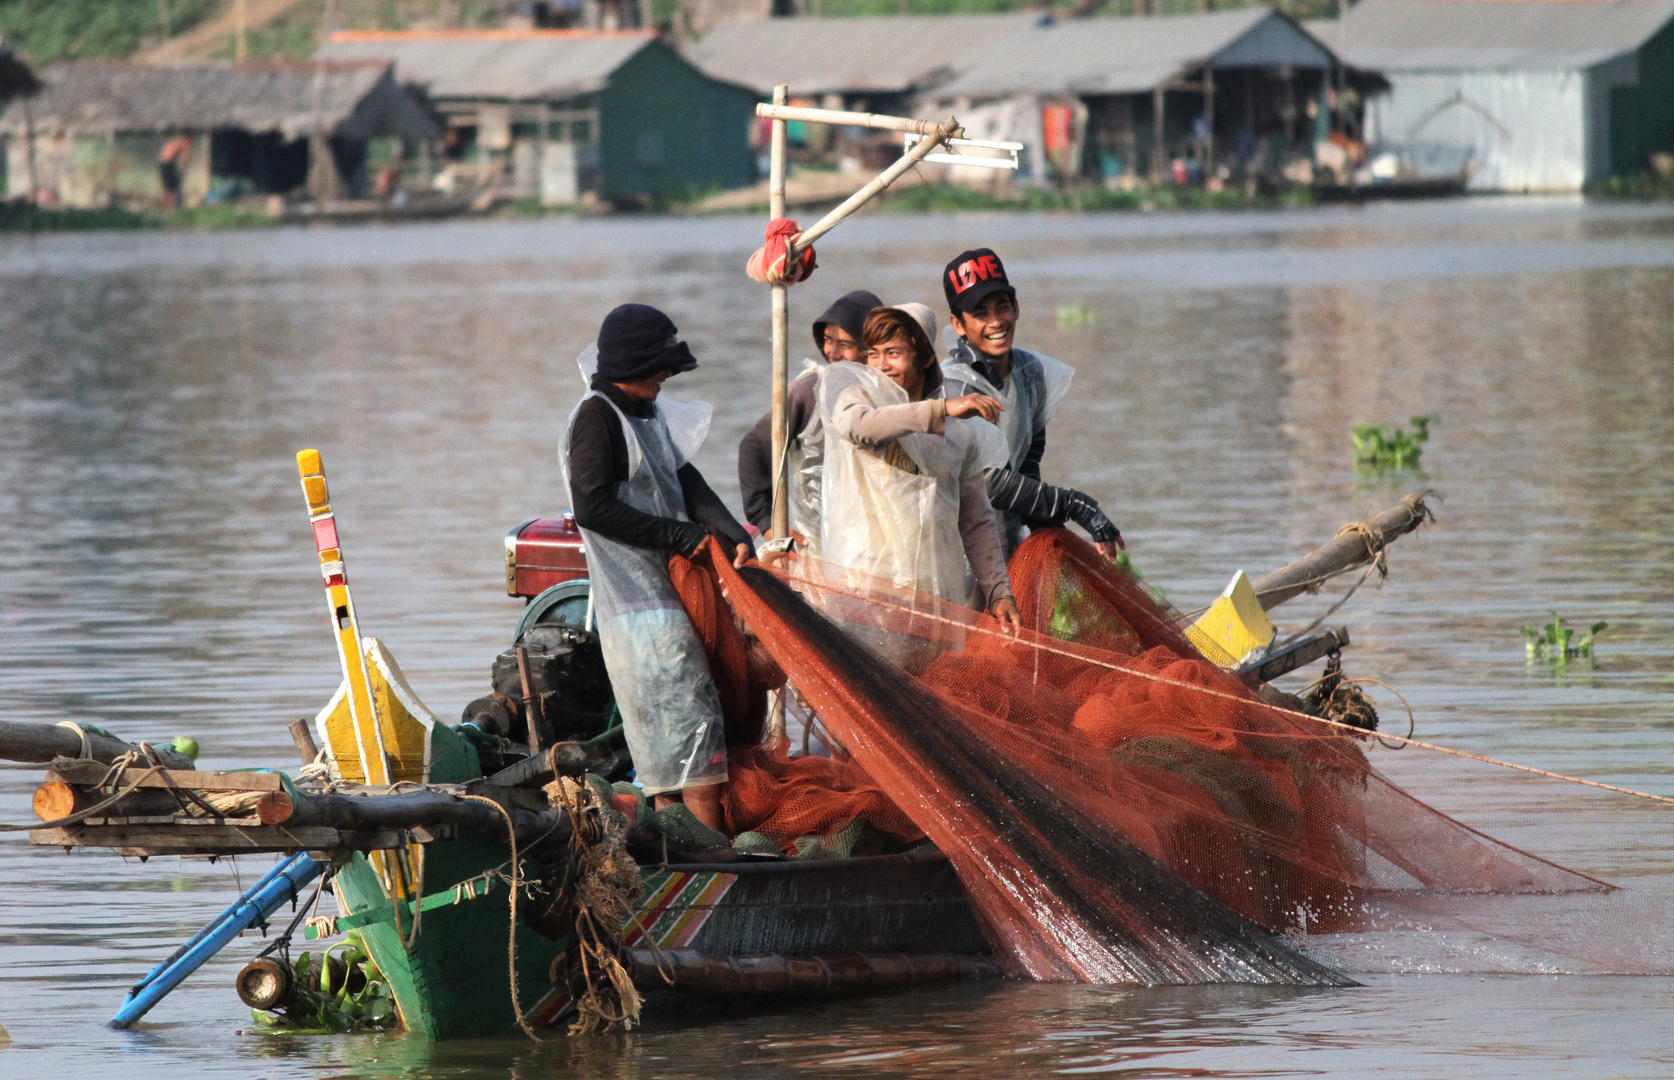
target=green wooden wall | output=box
[597,40,756,201]
[1611,15,1674,176]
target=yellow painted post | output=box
[296,449,392,788]
[296,450,419,901]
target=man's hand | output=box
[946,393,1004,423]
[991,597,1021,634]
[734,543,752,569]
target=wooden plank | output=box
[48,759,286,792]
[29,824,406,856]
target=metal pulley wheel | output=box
[513,578,592,642]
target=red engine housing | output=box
[505,515,589,599]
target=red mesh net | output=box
[678,534,1617,984]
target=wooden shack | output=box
[316,30,757,205]
[0,60,440,208]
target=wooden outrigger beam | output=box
[1252,494,1435,611]
[0,718,193,769]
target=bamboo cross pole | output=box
[785,119,958,261]
[754,104,957,138]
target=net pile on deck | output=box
[673,531,1609,986]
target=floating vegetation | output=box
[1056,304,1096,329]
[247,937,397,1035]
[1523,612,1608,665]
[1353,415,1437,472]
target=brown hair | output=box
[862,307,936,370]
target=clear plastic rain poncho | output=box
[941,341,1077,549]
[559,346,727,795]
[817,362,1009,608]
[785,357,828,557]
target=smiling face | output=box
[867,333,924,398]
[821,325,863,364]
[952,293,1020,360]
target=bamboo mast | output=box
[768,85,790,542]
[767,85,789,741]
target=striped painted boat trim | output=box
[523,869,738,1028]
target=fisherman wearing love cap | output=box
[561,303,752,834]
[939,248,1123,558]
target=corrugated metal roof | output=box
[1313,0,1674,72]
[0,60,438,139]
[317,30,657,101]
[688,14,1037,96]
[934,10,1333,99]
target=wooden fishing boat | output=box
[3,485,1425,1038]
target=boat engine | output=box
[461,623,615,748]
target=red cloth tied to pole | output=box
[746,218,817,286]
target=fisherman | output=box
[820,304,1019,630]
[562,303,753,832]
[737,288,882,552]
[940,248,1123,558]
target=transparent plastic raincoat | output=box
[941,341,1076,550]
[817,363,1010,608]
[559,348,727,796]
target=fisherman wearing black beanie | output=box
[737,288,882,536]
[563,303,752,835]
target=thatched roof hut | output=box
[0,60,437,141]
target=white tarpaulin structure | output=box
[1312,0,1674,191]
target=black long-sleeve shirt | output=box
[568,376,751,556]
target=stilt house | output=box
[0,60,439,207]
[316,30,758,205]
[1313,0,1674,191]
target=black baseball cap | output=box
[943,248,1016,316]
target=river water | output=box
[1,199,1672,1077]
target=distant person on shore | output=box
[737,288,881,555]
[939,247,1122,558]
[158,134,192,210]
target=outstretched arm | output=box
[983,467,1123,551]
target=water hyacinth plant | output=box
[250,936,398,1035]
[1523,612,1608,665]
[1353,415,1437,471]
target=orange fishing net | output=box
[675,533,1608,984]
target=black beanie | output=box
[596,303,697,382]
[811,289,883,353]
